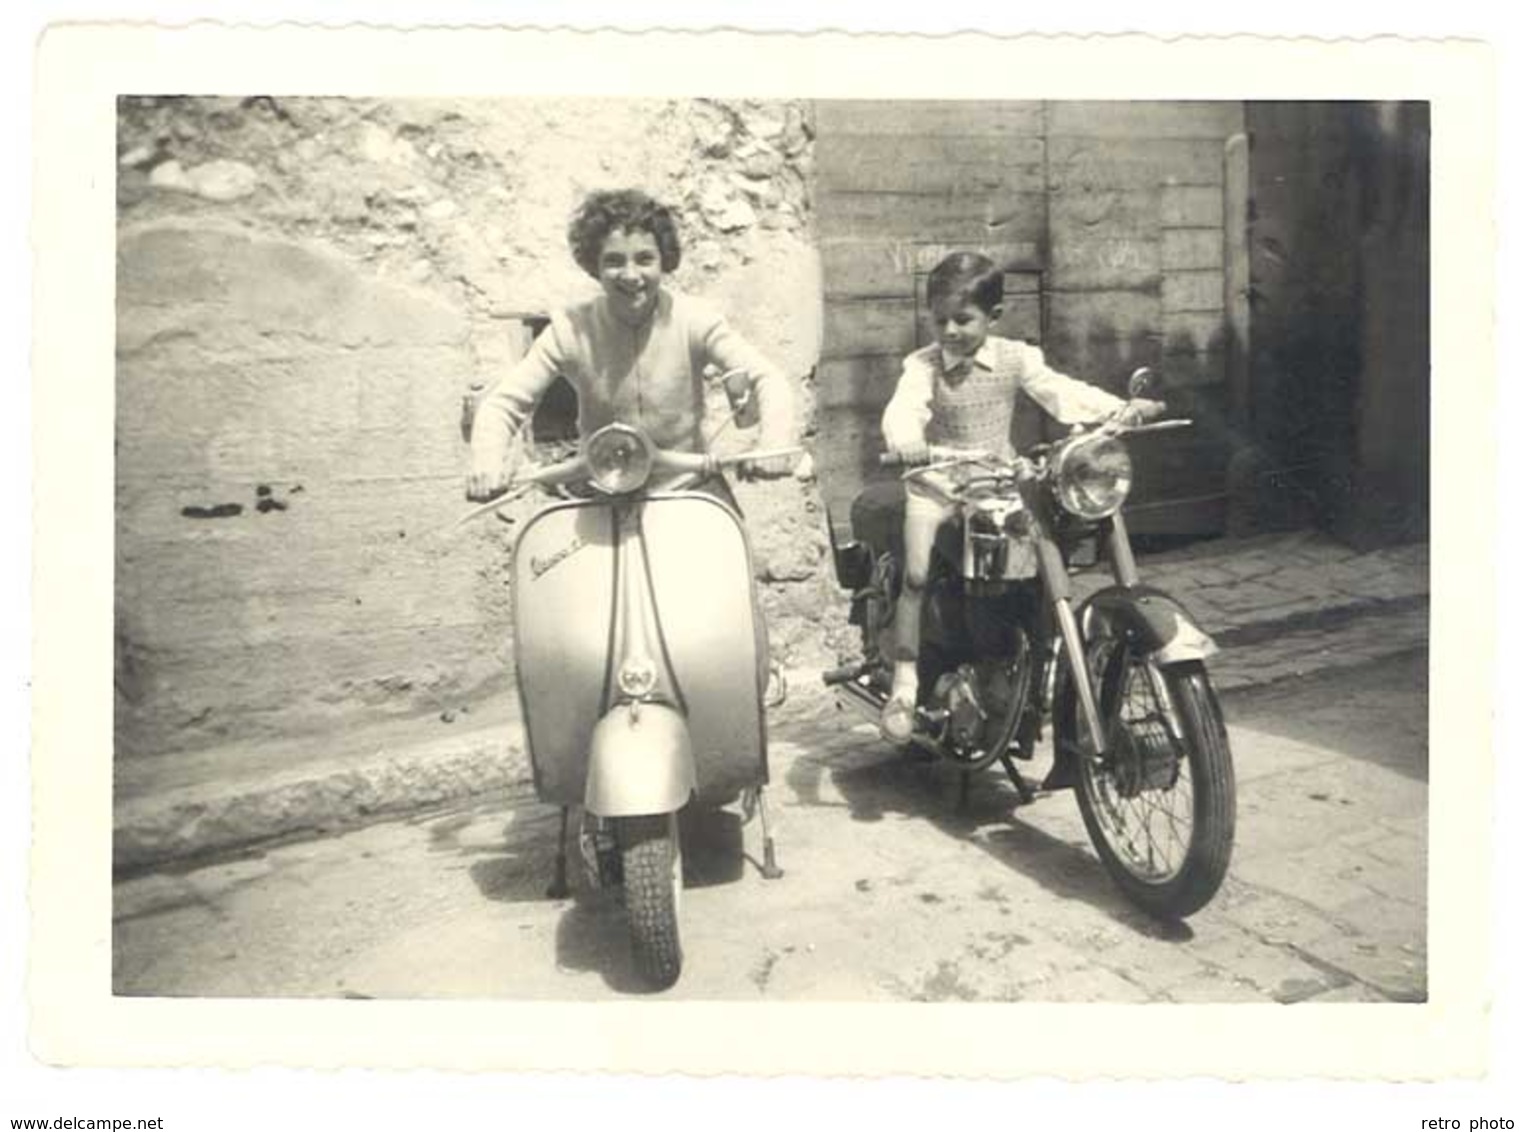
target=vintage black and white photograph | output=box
[24,24,1497,1084]
[107,90,1431,1005]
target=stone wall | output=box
[115,96,834,759]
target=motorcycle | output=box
[458,416,800,989]
[822,370,1236,919]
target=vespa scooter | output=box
[460,420,799,988]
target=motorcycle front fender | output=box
[584,701,698,818]
[1080,584,1219,665]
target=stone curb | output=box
[114,730,533,875]
[114,563,1429,874]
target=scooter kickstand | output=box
[546,806,572,900]
[756,787,785,880]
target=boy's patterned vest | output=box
[925,361,1021,456]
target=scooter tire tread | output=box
[617,814,683,990]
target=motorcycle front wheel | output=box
[616,813,683,989]
[1071,645,1236,920]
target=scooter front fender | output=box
[584,702,698,818]
[1080,584,1218,665]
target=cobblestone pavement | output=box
[114,643,1427,1003]
[1097,530,1429,635]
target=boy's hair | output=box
[926,252,1004,315]
[568,189,683,278]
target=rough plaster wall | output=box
[115,96,833,759]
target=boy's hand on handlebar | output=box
[887,441,930,466]
[1119,398,1168,427]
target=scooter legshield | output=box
[639,493,768,804]
[513,501,618,806]
[512,493,768,810]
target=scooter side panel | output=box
[512,502,617,806]
[640,495,766,800]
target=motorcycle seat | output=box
[849,481,961,566]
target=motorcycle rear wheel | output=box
[1072,648,1235,920]
[616,813,683,990]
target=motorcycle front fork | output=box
[1044,514,1186,756]
[1035,535,1108,756]
[1036,512,1155,757]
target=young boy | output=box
[878,252,1163,741]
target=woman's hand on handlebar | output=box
[466,466,514,502]
[736,451,796,480]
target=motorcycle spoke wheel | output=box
[1087,663,1195,881]
[1072,645,1236,920]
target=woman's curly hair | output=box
[568,189,683,278]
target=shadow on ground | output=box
[1220,648,1428,782]
[785,735,1193,942]
[456,801,763,993]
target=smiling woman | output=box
[467,187,799,503]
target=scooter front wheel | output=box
[616,813,683,989]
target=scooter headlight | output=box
[584,424,655,495]
[1053,433,1133,520]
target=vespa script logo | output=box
[530,535,587,580]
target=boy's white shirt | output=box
[881,335,1126,453]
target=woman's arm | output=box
[470,318,571,473]
[694,302,797,451]
[466,317,571,498]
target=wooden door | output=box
[814,99,1248,541]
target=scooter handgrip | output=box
[518,454,589,484]
[716,445,804,466]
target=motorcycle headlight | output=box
[1053,433,1133,520]
[584,424,654,495]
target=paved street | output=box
[114,642,1427,1003]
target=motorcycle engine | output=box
[934,664,987,750]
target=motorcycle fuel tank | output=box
[513,493,767,809]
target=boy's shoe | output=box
[880,693,917,743]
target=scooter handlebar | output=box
[653,445,803,475]
[514,453,589,486]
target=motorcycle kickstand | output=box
[546,805,572,900]
[1000,753,1037,805]
[957,770,972,812]
[755,787,785,880]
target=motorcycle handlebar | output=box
[878,446,990,468]
[1112,418,1193,436]
[880,420,1194,469]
